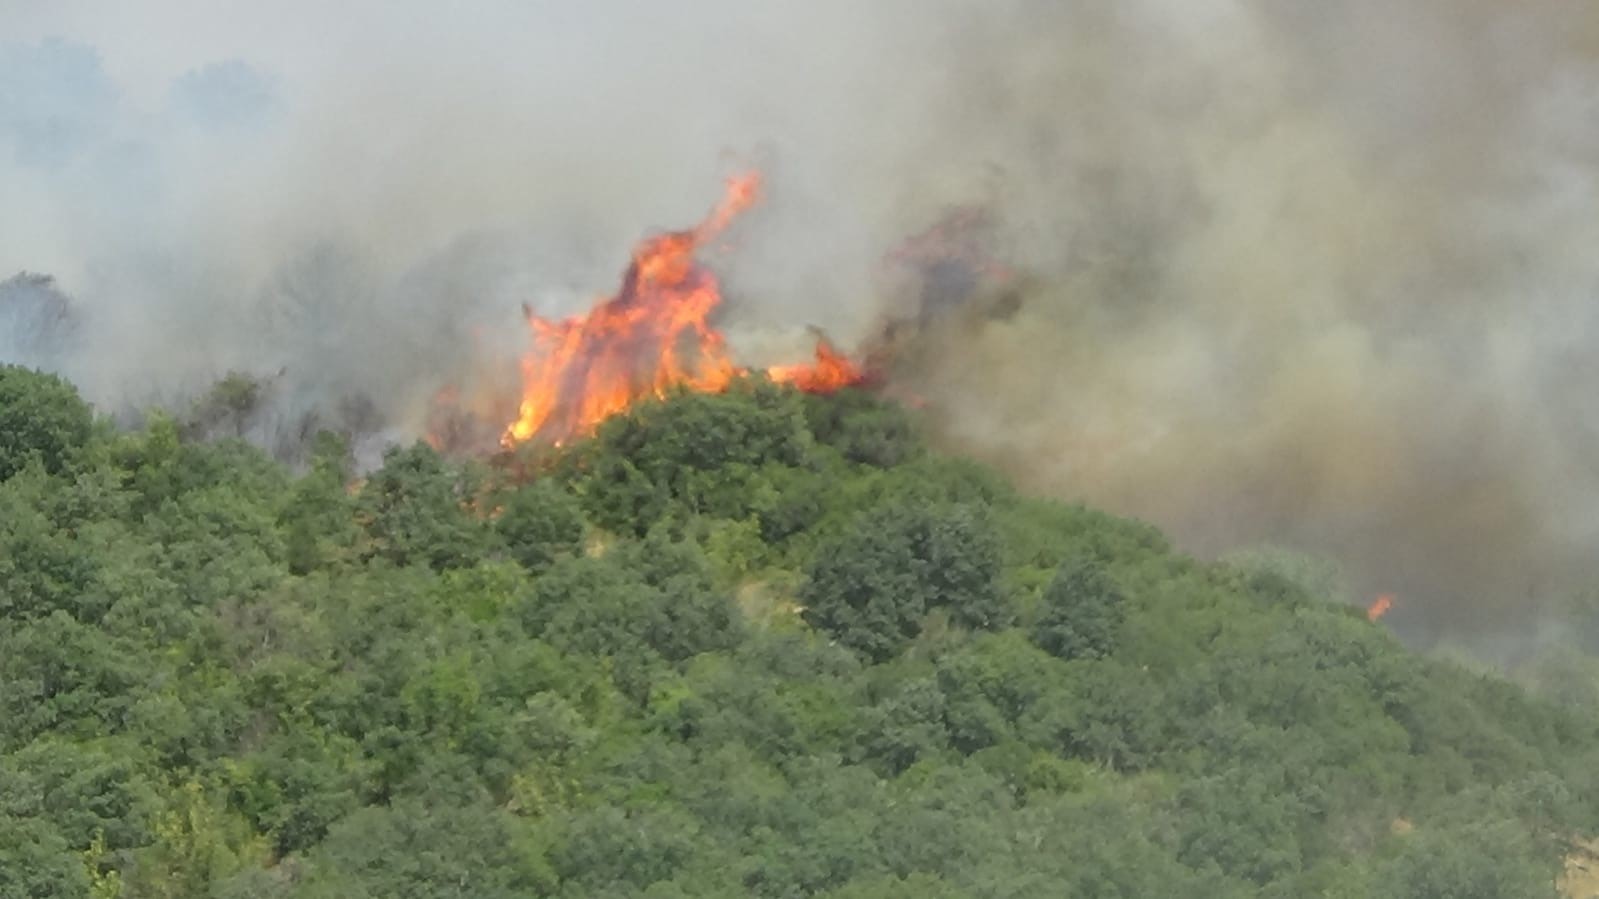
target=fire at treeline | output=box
[2,169,1018,468]
[423,170,1029,458]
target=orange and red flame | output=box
[767,338,863,393]
[503,172,863,446]
[1367,594,1394,622]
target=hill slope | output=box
[2,364,1597,898]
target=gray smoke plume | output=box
[3,1,1598,643]
[872,1,1599,645]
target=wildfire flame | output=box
[503,172,863,446]
[1367,594,1394,622]
[767,336,864,393]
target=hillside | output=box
[2,363,1597,898]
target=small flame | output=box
[1367,594,1394,622]
[768,338,862,393]
[503,172,863,446]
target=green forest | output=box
[3,362,1598,898]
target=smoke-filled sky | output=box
[4,1,1598,644]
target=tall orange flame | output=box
[503,172,863,446]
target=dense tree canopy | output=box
[0,365,93,481]
[2,367,1597,897]
[800,500,1008,660]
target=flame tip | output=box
[492,170,860,448]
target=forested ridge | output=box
[2,363,1598,898]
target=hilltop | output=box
[2,363,1597,898]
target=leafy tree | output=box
[282,431,361,574]
[0,364,93,481]
[0,612,144,750]
[1224,544,1350,606]
[358,442,493,571]
[1175,765,1308,884]
[0,467,100,619]
[1373,819,1557,899]
[183,371,267,441]
[804,388,923,468]
[752,464,830,545]
[124,780,263,899]
[0,815,89,899]
[118,425,290,521]
[522,538,741,670]
[229,729,366,856]
[570,452,671,536]
[1032,555,1126,660]
[934,632,1059,754]
[494,478,586,574]
[553,806,705,894]
[572,380,816,532]
[802,500,1009,660]
[291,801,551,898]
[147,484,288,606]
[596,380,814,483]
[857,677,949,774]
[0,737,157,852]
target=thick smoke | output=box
[882,1,1599,644]
[3,1,1597,641]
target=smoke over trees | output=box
[5,1,1599,642]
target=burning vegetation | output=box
[500,172,865,448]
[1368,593,1395,623]
[429,173,1011,456]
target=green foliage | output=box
[801,500,1009,660]
[0,612,146,749]
[358,442,494,571]
[183,371,267,441]
[554,805,704,894]
[573,381,814,534]
[1223,543,1351,605]
[291,801,551,898]
[0,375,1594,896]
[0,738,158,852]
[0,466,102,619]
[520,532,741,676]
[125,779,265,899]
[803,388,923,468]
[1372,819,1559,899]
[0,364,93,481]
[599,380,814,479]
[1032,555,1126,660]
[495,478,586,574]
[282,432,361,575]
[0,816,90,899]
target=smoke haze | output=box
[3,1,1598,642]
